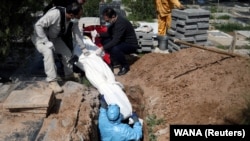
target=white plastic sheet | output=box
[73,36,132,119]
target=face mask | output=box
[71,18,79,23]
[105,22,111,27]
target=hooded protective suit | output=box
[155,0,182,35]
[98,104,142,141]
[32,7,86,81]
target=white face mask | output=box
[71,18,79,23]
[105,22,111,27]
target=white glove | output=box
[95,47,104,56]
[91,29,98,38]
[82,48,90,56]
[90,29,98,43]
[44,41,54,50]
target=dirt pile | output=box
[117,47,250,141]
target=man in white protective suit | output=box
[32,2,89,93]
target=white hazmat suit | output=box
[32,7,87,82]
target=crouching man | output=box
[31,2,89,93]
[98,95,143,141]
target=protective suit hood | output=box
[107,104,120,121]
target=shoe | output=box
[63,73,77,81]
[49,81,63,93]
[117,67,130,76]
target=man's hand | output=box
[131,112,139,123]
[44,41,55,50]
[82,48,90,56]
[91,29,98,38]
[95,47,104,56]
[91,29,98,42]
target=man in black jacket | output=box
[94,7,139,76]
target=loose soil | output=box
[116,47,250,141]
[1,47,250,141]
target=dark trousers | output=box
[102,39,137,69]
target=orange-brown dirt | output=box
[1,47,250,141]
[116,47,250,141]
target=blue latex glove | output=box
[131,112,139,123]
[100,94,108,109]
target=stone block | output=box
[195,41,207,46]
[168,40,181,51]
[136,32,155,40]
[141,47,153,52]
[138,39,154,46]
[180,37,195,42]
[167,29,176,36]
[197,22,209,29]
[3,88,53,109]
[177,29,208,36]
[195,34,208,41]
[0,82,21,103]
[171,20,177,29]
[172,9,210,19]
[175,32,194,39]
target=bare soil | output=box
[116,47,250,141]
[1,47,250,141]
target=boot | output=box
[49,81,63,93]
[117,66,130,76]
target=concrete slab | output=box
[0,116,43,141]
[237,31,250,38]
[3,88,53,109]
[172,9,210,18]
[207,30,233,46]
[0,82,21,109]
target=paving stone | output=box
[137,49,142,53]
[195,34,208,41]
[0,116,43,141]
[172,9,210,18]
[175,32,194,39]
[198,17,210,22]
[3,86,53,109]
[0,82,21,105]
[176,27,198,33]
[138,39,154,46]
[168,40,181,51]
[141,47,154,52]
[180,37,195,42]
[136,32,156,40]
[167,29,176,36]
[177,29,208,36]
[197,22,209,29]
[171,20,177,29]
[182,24,198,30]
[195,41,208,46]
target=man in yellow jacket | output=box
[155,0,184,35]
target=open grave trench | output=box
[0,76,148,141]
[0,42,149,141]
[0,35,163,141]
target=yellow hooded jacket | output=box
[155,0,182,17]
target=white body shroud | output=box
[73,36,132,119]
